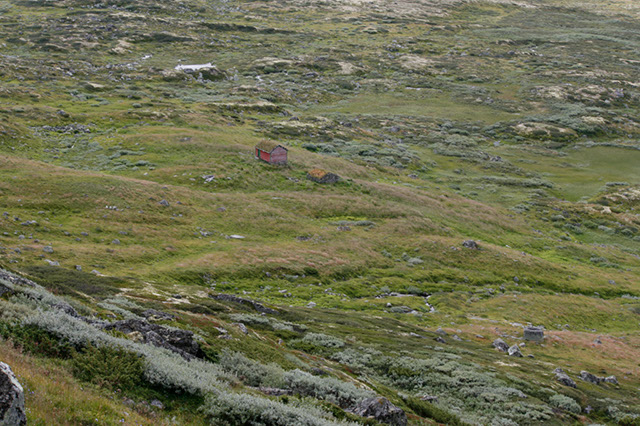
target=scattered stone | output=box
[604,376,618,385]
[75,265,82,271]
[554,368,577,388]
[420,395,438,403]
[43,245,54,253]
[523,326,544,342]
[141,309,174,321]
[45,259,60,266]
[307,301,317,308]
[493,338,509,352]
[217,206,227,212]
[508,344,523,357]
[150,399,164,409]
[436,327,447,336]
[462,240,479,249]
[452,335,462,341]
[579,371,601,385]
[0,362,26,426]
[351,397,407,426]
[434,336,446,344]
[211,293,277,314]
[258,387,292,397]
[159,199,170,207]
[111,239,120,245]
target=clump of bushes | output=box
[296,333,345,350]
[284,369,374,408]
[72,345,144,390]
[549,394,581,414]
[201,392,356,426]
[219,350,285,388]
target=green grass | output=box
[0,0,639,423]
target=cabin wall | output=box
[269,146,288,164]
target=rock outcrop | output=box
[211,293,277,314]
[0,362,26,426]
[102,319,203,360]
[351,397,407,426]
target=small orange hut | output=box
[255,140,288,165]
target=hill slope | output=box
[0,0,639,424]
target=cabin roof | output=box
[256,140,286,152]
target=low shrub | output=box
[72,344,144,390]
[283,369,374,408]
[201,392,357,426]
[0,322,73,358]
[549,394,581,414]
[404,396,470,426]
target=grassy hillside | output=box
[0,0,639,424]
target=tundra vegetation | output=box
[0,0,639,424]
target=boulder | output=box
[462,240,479,249]
[351,397,407,426]
[493,338,509,352]
[553,368,577,388]
[523,326,544,342]
[102,319,203,360]
[508,344,523,357]
[579,371,601,385]
[141,309,175,321]
[0,362,26,426]
[604,376,618,385]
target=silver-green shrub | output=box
[201,392,357,426]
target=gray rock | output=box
[579,371,601,384]
[523,326,544,342]
[604,375,618,385]
[141,309,175,321]
[159,199,170,207]
[150,399,164,409]
[508,344,523,357]
[435,327,447,336]
[211,293,277,314]
[554,368,577,388]
[0,362,26,426]
[351,397,407,426]
[462,240,479,249]
[234,323,249,334]
[493,338,509,352]
[43,245,54,253]
[111,239,120,245]
[102,319,203,360]
[434,336,446,344]
[258,387,292,396]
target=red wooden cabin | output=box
[255,140,288,165]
